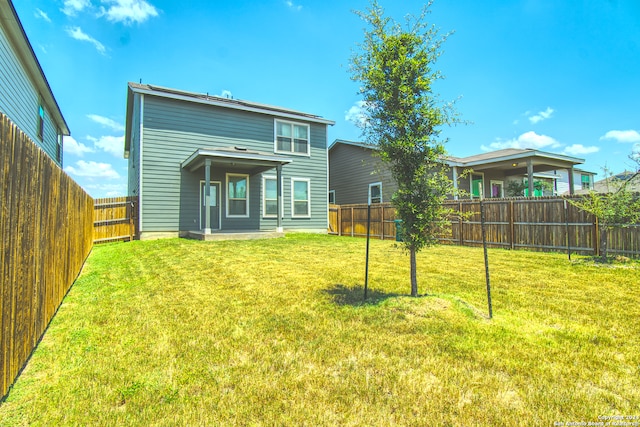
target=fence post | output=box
[509,200,515,250]
[458,202,463,246]
[350,207,354,237]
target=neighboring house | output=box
[125,83,334,240]
[329,140,589,204]
[0,0,69,166]
[552,168,596,195]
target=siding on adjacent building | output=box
[329,143,395,205]
[132,92,330,235]
[0,4,65,166]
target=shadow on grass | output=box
[323,284,402,307]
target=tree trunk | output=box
[410,246,418,297]
[600,227,608,261]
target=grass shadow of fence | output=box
[323,284,401,307]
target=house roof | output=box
[0,0,69,135]
[590,170,640,193]
[128,83,335,126]
[329,140,586,175]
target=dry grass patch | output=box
[1,234,639,426]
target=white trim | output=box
[262,175,283,218]
[274,119,311,157]
[368,182,382,204]
[138,94,144,232]
[199,180,221,230]
[489,180,504,198]
[226,173,250,218]
[291,178,311,218]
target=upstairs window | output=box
[275,120,309,155]
[37,104,44,140]
[56,130,62,164]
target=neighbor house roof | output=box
[329,141,586,172]
[591,171,640,193]
[0,0,69,135]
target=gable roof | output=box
[128,82,335,125]
[0,0,69,135]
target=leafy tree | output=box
[349,0,460,296]
[567,159,640,261]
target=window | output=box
[471,174,484,199]
[291,178,310,218]
[56,130,62,164]
[368,182,382,204]
[226,174,249,217]
[37,104,44,140]
[275,120,309,155]
[581,174,591,190]
[263,176,280,218]
[490,180,504,198]
[328,190,336,205]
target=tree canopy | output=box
[350,0,461,296]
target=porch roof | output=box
[181,146,292,174]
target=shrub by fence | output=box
[329,199,640,258]
[1,113,94,400]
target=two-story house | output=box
[0,0,69,166]
[124,83,334,240]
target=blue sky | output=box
[13,0,640,198]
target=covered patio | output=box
[181,146,292,237]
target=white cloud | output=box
[345,100,368,128]
[63,135,94,157]
[99,0,159,24]
[599,130,640,143]
[66,26,107,55]
[88,135,125,157]
[528,107,554,124]
[285,0,303,11]
[35,8,52,22]
[482,131,561,151]
[84,183,127,197]
[562,144,600,156]
[87,114,125,132]
[61,0,91,16]
[65,160,120,179]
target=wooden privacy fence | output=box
[1,113,94,400]
[94,196,138,243]
[329,199,640,258]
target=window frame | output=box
[328,190,336,205]
[274,119,310,156]
[489,180,504,198]
[226,173,250,218]
[368,182,382,204]
[581,174,591,190]
[291,178,311,218]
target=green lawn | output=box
[1,234,639,426]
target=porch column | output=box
[568,166,575,195]
[527,159,534,197]
[452,166,459,200]
[204,159,211,234]
[276,164,283,232]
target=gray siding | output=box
[138,95,328,233]
[0,22,61,166]
[329,143,395,205]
